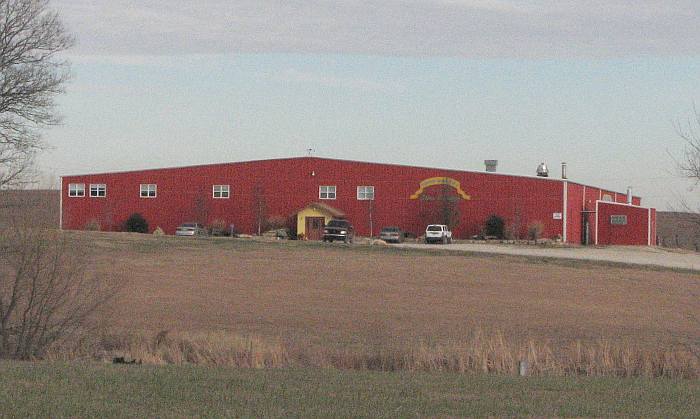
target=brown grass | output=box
[45,329,700,378]
[45,232,700,377]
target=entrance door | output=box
[582,214,590,245]
[305,216,326,240]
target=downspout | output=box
[562,181,568,243]
[647,208,652,246]
[594,200,599,245]
[368,198,374,237]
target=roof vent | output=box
[484,160,498,172]
[536,162,549,177]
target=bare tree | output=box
[0,227,118,359]
[419,183,461,230]
[0,0,73,189]
[193,195,209,226]
[676,106,700,184]
[252,183,267,235]
[667,107,700,251]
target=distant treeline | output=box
[0,190,59,229]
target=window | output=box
[357,186,374,200]
[319,185,336,199]
[68,183,85,197]
[610,215,628,225]
[213,184,230,198]
[90,184,106,197]
[140,184,157,198]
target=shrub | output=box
[484,215,505,239]
[504,224,518,240]
[125,213,148,233]
[527,221,545,240]
[209,219,228,236]
[84,218,101,231]
[264,215,287,231]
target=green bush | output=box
[125,213,148,233]
[484,215,505,239]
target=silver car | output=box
[379,226,404,243]
[175,222,207,236]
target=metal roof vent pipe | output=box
[561,162,567,179]
[536,162,549,177]
[484,160,498,172]
[627,187,633,204]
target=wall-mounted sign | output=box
[610,215,628,225]
[553,212,563,220]
[410,177,471,200]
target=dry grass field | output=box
[86,232,699,347]
[29,231,692,377]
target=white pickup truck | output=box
[425,224,452,244]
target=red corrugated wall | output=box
[565,183,581,244]
[563,183,646,245]
[596,201,651,245]
[61,157,652,243]
[61,157,564,238]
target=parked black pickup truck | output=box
[323,219,354,243]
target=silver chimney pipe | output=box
[561,162,567,179]
[626,187,633,204]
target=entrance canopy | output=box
[295,202,345,239]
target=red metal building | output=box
[60,157,656,245]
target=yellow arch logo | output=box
[410,177,471,200]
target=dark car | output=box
[379,226,404,243]
[323,219,354,243]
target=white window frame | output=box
[89,183,106,198]
[68,183,85,197]
[140,184,157,198]
[319,185,336,200]
[213,184,230,199]
[357,185,375,200]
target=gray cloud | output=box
[55,0,700,59]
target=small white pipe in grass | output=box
[518,360,529,376]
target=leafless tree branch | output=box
[0,0,72,189]
[674,103,700,185]
[0,226,119,359]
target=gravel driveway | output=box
[395,242,700,271]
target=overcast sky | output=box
[39,0,700,209]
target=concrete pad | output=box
[395,242,700,271]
